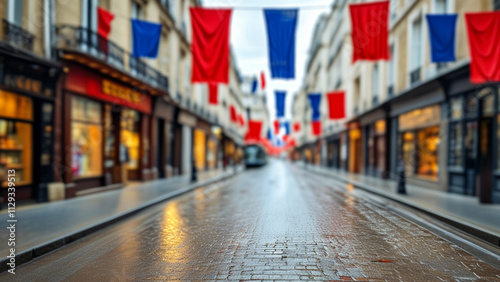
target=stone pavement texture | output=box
[302,163,500,238]
[0,168,229,255]
[6,159,500,281]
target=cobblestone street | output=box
[6,160,500,281]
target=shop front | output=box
[62,63,154,196]
[0,51,59,202]
[193,118,212,172]
[446,70,500,203]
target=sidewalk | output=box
[299,162,500,246]
[0,167,239,257]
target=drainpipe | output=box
[43,0,52,59]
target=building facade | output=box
[296,0,500,203]
[0,0,247,202]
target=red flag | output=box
[238,114,245,126]
[190,8,232,84]
[208,83,218,104]
[260,71,266,90]
[465,12,500,83]
[349,1,389,63]
[283,135,289,142]
[293,122,300,132]
[245,120,263,141]
[230,105,237,123]
[274,120,280,134]
[98,7,114,38]
[327,91,346,119]
[312,121,322,136]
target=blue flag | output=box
[251,76,258,94]
[275,91,286,118]
[264,9,298,79]
[282,121,290,135]
[267,129,273,140]
[426,14,457,62]
[131,19,162,58]
[308,93,322,121]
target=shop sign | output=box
[65,64,152,114]
[399,105,440,131]
[3,73,53,98]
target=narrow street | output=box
[6,160,500,281]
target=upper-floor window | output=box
[131,1,142,19]
[435,0,448,13]
[388,44,395,96]
[495,0,500,10]
[372,63,380,105]
[7,0,23,26]
[390,0,397,20]
[410,15,423,84]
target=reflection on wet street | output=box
[6,160,500,281]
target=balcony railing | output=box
[2,19,34,51]
[56,25,168,92]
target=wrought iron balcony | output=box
[2,19,34,51]
[56,25,168,92]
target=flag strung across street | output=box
[312,120,322,136]
[275,91,286,118]
[293,122,300,132]
[131,19,162,58]
[274,120,280,134]
[230,105,237,123]
[426,14,458,62]
[251,77,258,94]
[327,91,346,120]
[282,121,290,135]
[260,71,266,90]
[349,1,389,63]
[245,120,263,141]
[465,12,500,83]
[97,7,114,54]
[264,9,298,79]
[208,83,218,104]
[190,8,232,84]
[307,93,322,121]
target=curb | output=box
[298,164,500,248]
[0,169,241,273]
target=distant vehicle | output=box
[243,144,268,167]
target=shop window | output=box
[401,132,415,175]
[0,90,33,120]
[0,120,32,187]
[450,97,462,120]
[448,122,462,170]
[121,110,140,170]
[71,96,103,178]
[104,105,116,162]
[416,126,439,179]
[207,137,217,169]
[465,95,478,118]
[194,129,206,171]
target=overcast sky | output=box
[203,0,332,135]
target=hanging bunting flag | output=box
[98,7,114,39]
[208,83,218,104]
[426,14,457,62]
[97,7,114,55]
[312,121,322,136]
[283,134,289,142]
[251,76,258,94]
[327,91,346,119]
[131,19,162,58]
[293,122,300,132]
[238,114,245,127]
[275,91,286,118]
[465,12,500,83]
[245,120,263,141]
[274,120,280,134]
[261,71,266,90]
[190,8,232,84]
[349,1,389,63]
[264,9,298,79]
[230,105,237,123]
[267,129,273,140]
[307,93,322,121]
[282,121,290,135]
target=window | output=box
[388,44,395,96]
[410,16,423,84]
[449,122,462,170]
[120,110,140,170]
[390,0,397,19]
[435,0,447,13]
[372,64,379,105]
[71,96,103,178]
[7,0,23,26]
[131,1,142,19]
[417,126,440,179]
[495,0,500,10]
[450,97,463,120]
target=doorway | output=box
[156,119,165,178]
[476,93,494,203]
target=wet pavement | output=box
[5,159,500,281]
